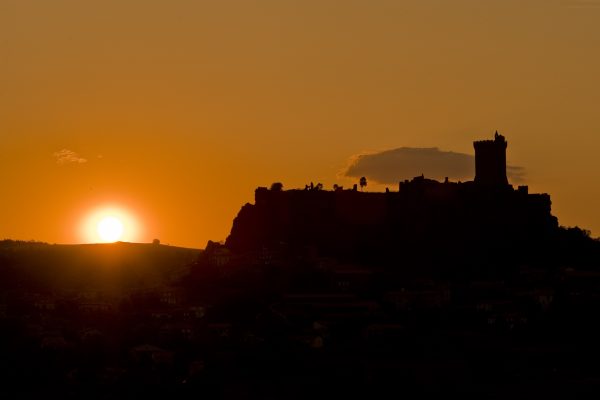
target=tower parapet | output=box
[474,132,509,186]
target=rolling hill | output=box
[0,240,201,292]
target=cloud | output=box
[53,149,88,165]
[506,165,526,182]
[344,147,525,184]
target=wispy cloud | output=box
[53,149,88,165]
[344,147,525,184]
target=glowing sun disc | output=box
[97,216,124,242]
[79,205,142,244]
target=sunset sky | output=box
[2,0,600,248]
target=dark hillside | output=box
[0,241,201,291]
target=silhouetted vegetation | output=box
[270,182,283,191]
[359,176,367,191]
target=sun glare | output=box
[97,216,124,242]
[80,206,141,243]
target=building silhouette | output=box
[474,131,509,186]
[226,133,558,257]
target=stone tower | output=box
[473,131,509,186]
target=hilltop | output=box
[0,240,201,292]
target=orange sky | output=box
[1,0,600,248]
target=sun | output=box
[96,216,125,242]
[79,205,142,243]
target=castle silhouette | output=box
[226,133,558,262]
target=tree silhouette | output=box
[270,182,283,191]
[359,176,367,191]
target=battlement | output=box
[473,132,508,148]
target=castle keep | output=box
[474,131,509,186]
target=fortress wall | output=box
[256,187,390,227]
[235,182,558,254]
[255,185,554,231]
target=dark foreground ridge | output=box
[2,133,600,398]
